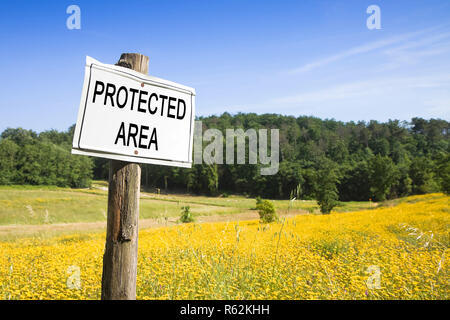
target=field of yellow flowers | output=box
[0,193,448,300]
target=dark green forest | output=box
[0,114,448,202]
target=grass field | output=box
[0,182,375,227]
[0,186,448,300]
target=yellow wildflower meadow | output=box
[0,193,448,300]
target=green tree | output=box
[1,128,37,146]
[0,138,19,184]
[315,159,340,214]
[368,155,398,201]
[409,157,438,194]
[0,126,93,188]
[435,153,450,194]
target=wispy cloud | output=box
[383,31,450,54]
[287,27,440,74]
[273,74,450,104]
[379,31,450,70]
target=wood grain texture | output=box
[116,53,149,75]
[101,53,148,300]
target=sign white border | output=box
[71,56,196,168]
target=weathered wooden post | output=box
[72,52,194,298]
[101,53,149,300]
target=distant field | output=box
[0,193,447,300]
[0,182,375,228]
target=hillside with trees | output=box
[0,114,448,202]
[0,127,92,188]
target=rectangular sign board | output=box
[72,56,196,168]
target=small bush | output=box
[256,199,277,223]
[306,207,316,214]
[179,206,194,223]
[317,195,338,214]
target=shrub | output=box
[317,192,338,214]
[179,206,194,223]
[256,199,277,223]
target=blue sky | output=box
[0,0,449,133]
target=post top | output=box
[117,53,149,75]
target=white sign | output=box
[72,56,196,168]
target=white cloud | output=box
[383,31,450,55]
[273,74,450,105]
[379,31,450,70]
[288,27,440,74]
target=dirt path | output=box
[0,210,304,239]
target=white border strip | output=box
[86,56,196,95]
[72,149,192,168]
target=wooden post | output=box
[101,53,149,300]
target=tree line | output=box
[0,114,448,202]
[0,126,92,188]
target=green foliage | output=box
[186,163,219,195]
[1,115,448,200]
[436,153,450,194]
[316,192,339,214]
[368,155,398,201]
[409,157,439,194]
[315,159,340,214]
[0,138,19,184]
[256,199,278,223]
[0,127,92,188]
[179,206,194,223]
[290,183,301,200]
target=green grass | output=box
[0,187,236,225]
[0,184,375,226]
[0,188,105,224]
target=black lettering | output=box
[148,93,158,114]
[127,123,139,147]
[114,122,126,145]
[129,88,139,110]
[167,97,176,119]
[159,95,168,117]
[139,125,149,149]
[177,99,186,120]
[148,128,158,151]
[116,86,128,108]
[92,81,105,103]
[104,83,116,106]
[138,91,148,113]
